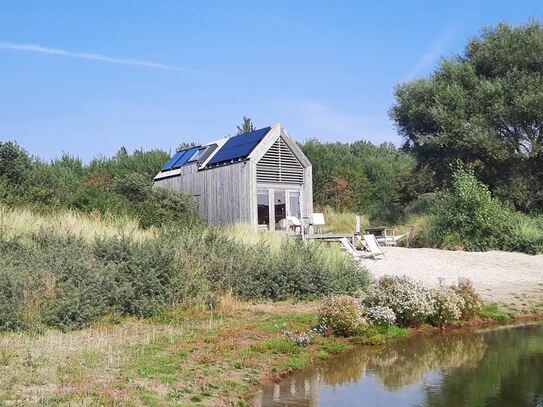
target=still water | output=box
[253,322,543,406]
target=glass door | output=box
[257,190,270,230]
[274,190,286,230]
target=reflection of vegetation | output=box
[263,323,543,406]
[425,323,543,406]
[319,330,487,388]
[369,334,487,390]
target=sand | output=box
[361,247,543,311]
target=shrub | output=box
[425,170,509,251]
[114,173,151,202]
[428,286,464,328]
[363,276,434,327]
[451,278,482,319]
[366,306,396,326]
[501,213,543,255]
[0,208,371,332]
[317,295,367,337]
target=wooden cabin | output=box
[154,123,313,230]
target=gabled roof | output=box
[207,127,271,166]
[154,124,309,181]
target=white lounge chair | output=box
[340,237,363,259]
[362,234,386,260]
[309,213,325,234]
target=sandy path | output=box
[361,247,543,311]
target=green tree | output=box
[390,21,543,212]
[236,116,255,134]
[0,141,31,186]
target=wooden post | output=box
[355,216,361,235]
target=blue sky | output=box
[1,1,542,161]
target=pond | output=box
[252,322,543,406]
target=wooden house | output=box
[153,123,313,230]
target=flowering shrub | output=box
[317,295,367,337]
[363,276,434,327]
[366,306,396,326]
[451,278,482,319]
[283,330,314,347]
[428,286,464,327]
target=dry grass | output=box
[223,223,287,249]
[317,206,369,233]
[0,302,329,406]
[0,205,154,242]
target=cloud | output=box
[0,41,207,74]
[406,24,461,80]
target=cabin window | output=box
[288,191,300,218]
[257,190,270,230]
[274,190,286,230]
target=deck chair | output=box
[362,234,386,260]
[340,237,363,259]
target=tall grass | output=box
[316,206,370,233]
[0,205,153,242]
[0,208,371,332]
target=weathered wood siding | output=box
[154,161,254,226]
[302,165,313,218]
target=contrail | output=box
[0,41,205,74]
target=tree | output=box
[176,142,199,152]
[0,141,31,186]
[390,21,543,212]
[236,116,255,135]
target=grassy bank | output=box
[0,301,409,406]
[1,299,533,406]
[0,206,369,332]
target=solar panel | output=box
[208,127,271,165]
[187,147,206,163]
[161,150,186,171]
[171,146,201,169]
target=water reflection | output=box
[253,322,543,406]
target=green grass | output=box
[255,313,316,334]
[480,303,513,321]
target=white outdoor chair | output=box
[285,216,301,234]
[362,234,386,260]
[309,213,326,234]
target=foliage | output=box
[428,286,464,328]
[363,276,434,327]
[317,206,369,233]
[300,139,417,224]
[425,170,509,250]
[451,278,483,319]
[391,21,543,212]
[365,306,397,326]
[236,116,255,135]
[423,169,543,253]
[317,295,367,337]
[0,209,370,332]
[179,227,370,301]
[0,142,200,229]
[479,303,513,321]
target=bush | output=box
[428,286,464,328]
[0,209,371,332]
[366,306,396,326]
[114,173,151,202]
[363,276,434,327]
[317,295,367,337]
[451,278,482,319]
[425,170,509,251]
